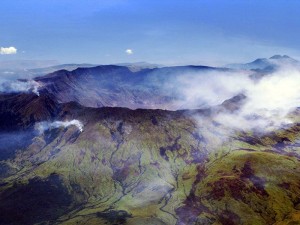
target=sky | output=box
[1,0,300,66]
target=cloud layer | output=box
[167,64,300,132]
[0,47,17,55]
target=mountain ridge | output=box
[1,89,300,224]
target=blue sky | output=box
[0,0,300,66]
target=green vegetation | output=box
[1,106,300,225]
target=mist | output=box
[0,59,60,95]
[0,131,36,160]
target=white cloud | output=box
[125,49,133,55]
[0,46,17,55]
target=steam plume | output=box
[35,120,84,133]
[0,80,41,96]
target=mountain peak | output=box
[269,55,291,60]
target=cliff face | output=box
[34,65,227,110]
[1,91,300,225]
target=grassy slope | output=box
[1,105,300,225]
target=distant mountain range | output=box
[1,55,297,81]
[0,60,163,80]
[227,54,299,71]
